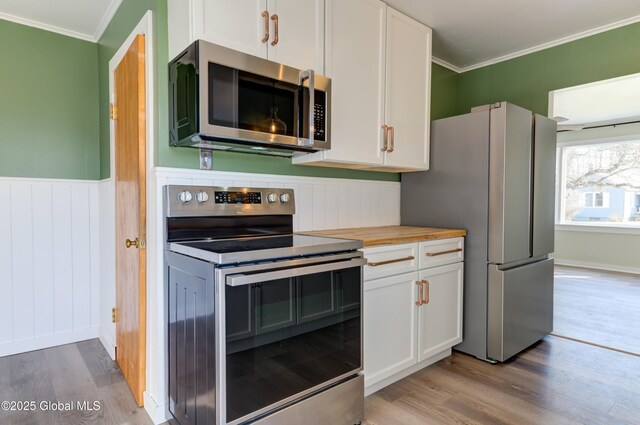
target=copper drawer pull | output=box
[367,255,415,267]
[261,11,269,43]
[416,281,424,306]
[387,126,395,153]
[381,125,389,152]
[422,279,430,304]
[270,14,279,46]
[426,248,462,257]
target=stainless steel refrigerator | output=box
[401,102,557,362]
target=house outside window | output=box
[557,136,640,226]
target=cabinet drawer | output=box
[362,243,418,281]
[419,237,464,269]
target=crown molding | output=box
[431,56,462,73]
[0,0,122,43]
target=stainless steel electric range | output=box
[164,185,365,425]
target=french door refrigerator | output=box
[401,102,557,362]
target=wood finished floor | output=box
[553,265,640,355]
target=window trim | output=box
[556,125,640,231]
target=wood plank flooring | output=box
[365,335,640,425]
[2,319,640,424]
[0,339,153,425]
[553,266,640,355]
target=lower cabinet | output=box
[417,262,464,361]
[363,238,464,393]
[363,271,418,387]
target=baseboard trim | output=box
[0,328,99,357]
[554,258,640,275]
[144,391,172,425]
[98,328,116,360]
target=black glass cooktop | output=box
[180,235,295,253]
[169,234,363,264]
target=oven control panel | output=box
[165,186,295,217]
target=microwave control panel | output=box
[314,103,325,140]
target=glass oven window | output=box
[225,266,362,422]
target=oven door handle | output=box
[226,258,367,287]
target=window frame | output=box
[555,124,640,234]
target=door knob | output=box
[126,238,140,249]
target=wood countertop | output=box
[299,225,466,247]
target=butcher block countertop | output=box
[299,226,467,247]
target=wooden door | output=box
[384,7,431,170]
[114,34,146,407]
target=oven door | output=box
[218,254,365,424]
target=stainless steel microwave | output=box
[169,40,331,157]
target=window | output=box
[558,139,640,225]
[583,192,609,208]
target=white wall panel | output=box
[0,183,13,344]
[10,184,34,341]
[32,184,54,338]
[0,178,100,357]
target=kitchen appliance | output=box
[169,40,331,157]
[165,185,364,425]
[401,102,557,362]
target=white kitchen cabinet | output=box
[293,0,431,172]
[417,262,464,361]
[168,0,324,72]
[363,271,418,387]
[362,237,463,394]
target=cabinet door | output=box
[194,0,268,59]
[267,0,324,72]
[383,7,431,170]
[417,262,463,362]
[322,0,386,166]
[364,272,419,387]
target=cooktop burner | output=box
[170,234,362,264]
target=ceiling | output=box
[0,0,121,41]
[2,1,640,70]
[552,73,640,127]
[385,0,640,71]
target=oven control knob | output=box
[266,193,278,204]
[195,191,209,204]
[280,193,291,204]
[177,190,193,204]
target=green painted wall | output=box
[0,19,99,179]
[456,22,640,116]
[430,63,459,120]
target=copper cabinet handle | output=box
[381,125,389,152]
[422,279,430,304]
[426,248,463,257]
[261,11,269,43]
[270,14,279,46]
[387,126,395,153]
[367,255,415,267]
[416,281,424,306]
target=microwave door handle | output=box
[226,258,366,287]
[299,69,315,147]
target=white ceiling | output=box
[552,73,640,126]
[385,0,640,71]
[2,0,640,70]
[0,0,121,42]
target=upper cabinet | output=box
[293,0,432,172]
[167,0,325,72]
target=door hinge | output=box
[110,103,118,120]
[112,307,117,323]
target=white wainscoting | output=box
[143,166,402,423]
[0,177,100,357]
